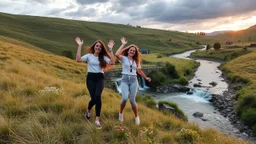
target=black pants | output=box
[86,72,104,117]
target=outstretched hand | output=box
[120,37,128,45]
[75,37,83,46]
[108,40,115,50]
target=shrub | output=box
[233,84,242,90]
[238,95,256,110]
[163,62,179,79]
[179,128,200,143]
[213,42,221,51]
[148,71,166,89]
[184,69,191,76]
[158,101,187,121]
[178,77,188,85]
[241,108,256,127]
[62,50,73,59]
[136,95,157,108]
[206,44,211,51]
[113,124,130,140]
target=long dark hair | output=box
[120,44,141,65]
[86,40,111,70]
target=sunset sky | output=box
[0,0,255,33]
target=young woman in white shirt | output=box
[115,37,151,125]
[75,37,115,129]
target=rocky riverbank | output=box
[156,84,190,93]
[210,90,253,138]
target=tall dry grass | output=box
[0,38,247,143]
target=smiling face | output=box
[94,42,102,53]
[128,46,136,57]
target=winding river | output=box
[114,48,250,140]
[150,48,247,139]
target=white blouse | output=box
[121,56,141,76]
[81,54,110,73]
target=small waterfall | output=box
[137,75,150,91]
[114,80,122,93]
[141,77,150,89]
[191,88,211,99]
[177,88,211,103]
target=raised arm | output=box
[75,37,83,62]
[137,68,151,82]
[107,40,115,65]
[115,37,128,61]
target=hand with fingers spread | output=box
[120,37,128,46]
[108,40,115,51]
[75,37,83,46]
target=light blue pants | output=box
[120,75,138,107]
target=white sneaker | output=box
[119,113,123,122]
[135,117,140,125]
[95,121,102,129]
[84,109,90,120]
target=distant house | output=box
[139,48,150,54]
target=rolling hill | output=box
[0,35,247,144]
[0,12,208,56]
[209,24,256,43]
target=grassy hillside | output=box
[222,50,256,135]
[0,36,246,143]
[190,46,256,135]
[0,12,207,56]
[205,24,256,46]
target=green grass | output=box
[191,48,252,61]
[0,32,247,143]
[221,50,256,135]
[0,12,208,56]
[142,53,199,79]
[190,45,256,136]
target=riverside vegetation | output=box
[192,46,256,136]
[0,36,247,143]
[0,12,255,143]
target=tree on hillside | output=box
[213,42,221,51]
[206,44,211,51]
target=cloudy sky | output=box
[1,0,255,32]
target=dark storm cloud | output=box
[109,0,256,23]
[75,0,109,5]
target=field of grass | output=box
[141,53,199,79]
[222,50,256,135]
[0,12,210,56]
[0,34,247,143]
[190,45,256,135]
[211,25,256,44]
[191,48,253,61]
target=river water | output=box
[150,48,247,139]
[113,48,248,140]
